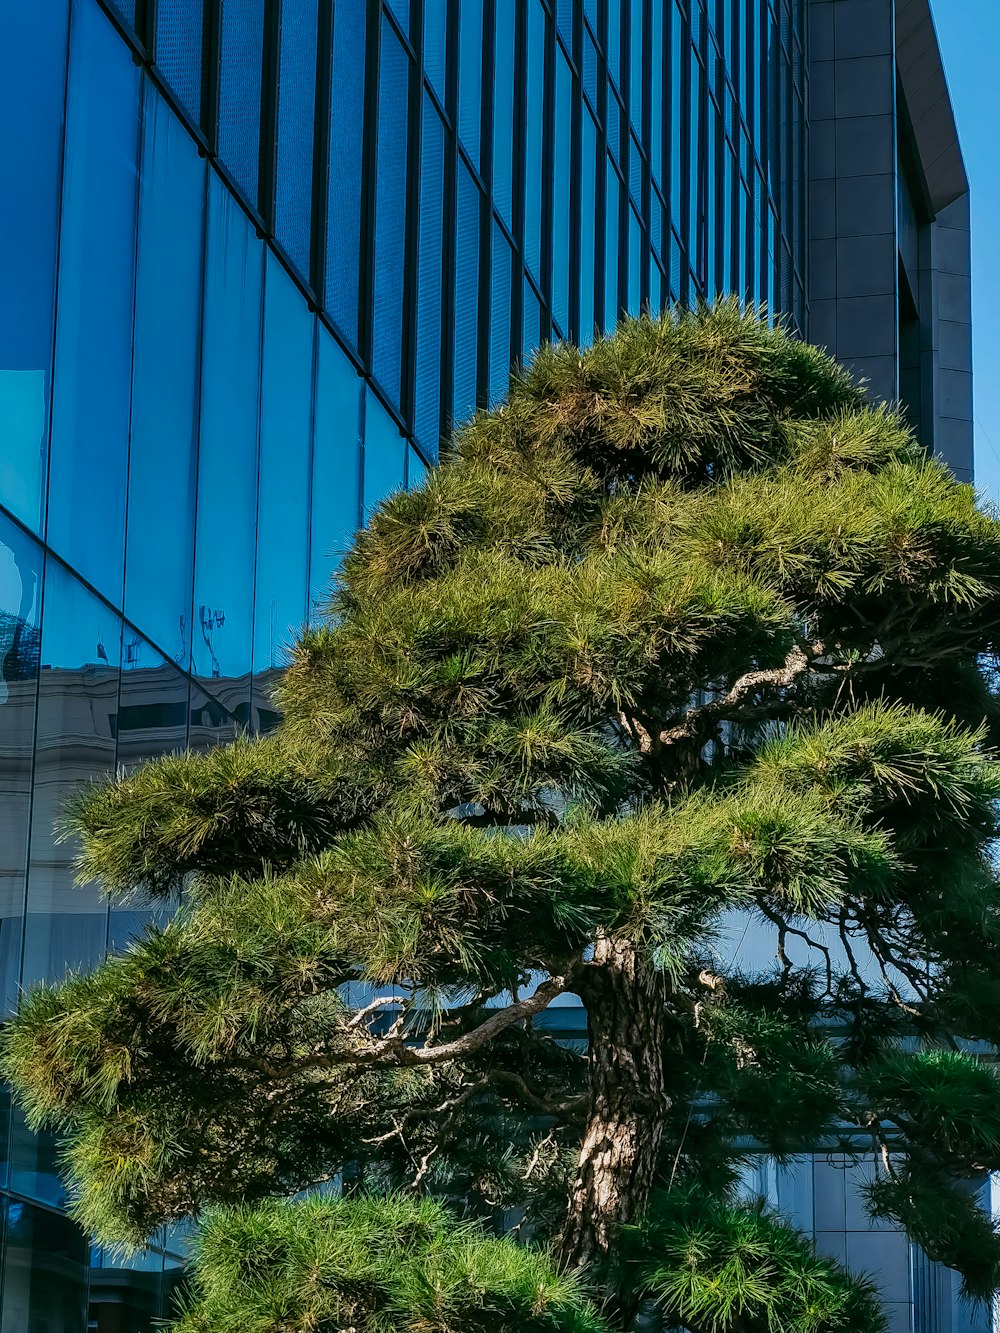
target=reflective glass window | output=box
[155,0,204,124]
[24,561,121,995]
[372,18,410,409]
[363,391,407,521]
[325,0,367,345]
[608,0,621,86]
[0,519,43,1015]
[275,0,319,280]
[493,4,515,229]
[255,256,314,677]
[453,166,481,426]
[125,86,205,666]
[523,0,545,280]
[387,0,410,36]
[90,1246,166,1331]
[523,278,542,364]
[552,50,572,336]
[423,0,447,104]
[688,52,702,270]
[580,108,597,344]
[311,329,363,612]
[193,177,263,696]
[0,0,69,534]
[629,0,644,129]
[458,0,483,168]
[415,95,446,457]
[651,0,663,184]
[218,0,265,206]
[0,1200,89,1332]
[670,3,684,234]
[628,207,642,315]
[188,677,240,752]
[48,0,139,604]
[407,448,428,490]
[605,158,621,331]
[490,224,512,405]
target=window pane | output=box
[0,0,70,533]
[311,329,363,612]
[24,561,121,994]
[523,1,545,279]
[48,0,140,604]
[490,224,512,405]
[423,0,447,103]
[363,391,407,521]
[523,277,542,365]
[0,1200,89,1333]
[372,19,410,408]
[125,85,205,665]
[218,0,265,206]
[193,177,263,697]
[580,108,597,344]
[605,157,621,330]
[0,518,43,1015]
[453,166,481,426]
[155,0,204,124]
[458,0,483,168]
[492,4,515,228]
[325,0,367,345]
[552,50,572,334]
[415,94,445,457]
[255,256,314,677]
[275,0,319,280]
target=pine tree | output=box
[7,303,1000,1332]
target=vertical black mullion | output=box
[401,3,423,425]
[202,0,222,154]
[510,0,527,365]
[358,0,382,370]
[477,0,496,407]
[439,0,460,434]
[136,0,156,52]
[259,0,281,231]
[310,0,334,306]
[568,0,582,341]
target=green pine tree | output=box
[7,303,1000,1332]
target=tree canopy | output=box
[7,303,1000,1331]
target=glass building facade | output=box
[0,0,975,1328]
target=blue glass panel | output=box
[423,0,447,103]
[580,108,597,345]
[0,0,69,533]
[387,0,410,36]
[125,87,205,666]
[372,19,410,408]
[1,1201,89,1324]
[0,518,42,1016]
[415,95,446,457]
[523,0,545,279]
[629,0,644,128]
[584,0,598,32]
[557,0,574,47]
[48,0,139,604]
[670,2,684,233]
[490,224,512,405]
[193,177,263,692]
[493,3,515,228]
[604,157,621,331]
[458,0,483,167]
[407,447,428,490]
[326,0,367,345]
[628,207,642,315]
[650,257,663,314]
[607,0,621,86]
[552,50,572,335]
[453,166,481,426]
[523,277,542,365]
[155,0,204,124]
[255,256,314,675]
[583,28,598,109]
[23,560,121,996]
[311,329,363,611]
[218,0,265,206]
[651,0,663,183]
[363,391,407,521]
[275,0,319,279]
[689,49,702,263]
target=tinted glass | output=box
[363,391,407,521]
[48,0,140,604]
[493,5,515,229]
[125,85,206,665]
[326,0,367,344]
[453,166,481,426]
[0,518,43,1014]
[193,177,263,698]
[155,0,204,123]
[275,0,319,279]
[255,256,314,676]
[311,329,363,612]
[0,0,70,533]
[414,95,446,457]
[605,157,621,330]
[23,561,121,994]
[372,19,410,408]
[552,50,572,334]
[423,0,447,103]
[218,0,265,206]
[580,108,597,344]
[458,0,483,168]
[0,1200,89,1332]
[523,1,545,280]
[490,224,512,404]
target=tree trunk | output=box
[559,934,671,1281]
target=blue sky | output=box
[932,0,1000,501]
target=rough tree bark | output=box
[559,933,672,1284]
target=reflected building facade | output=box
[0,0,974,1328]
